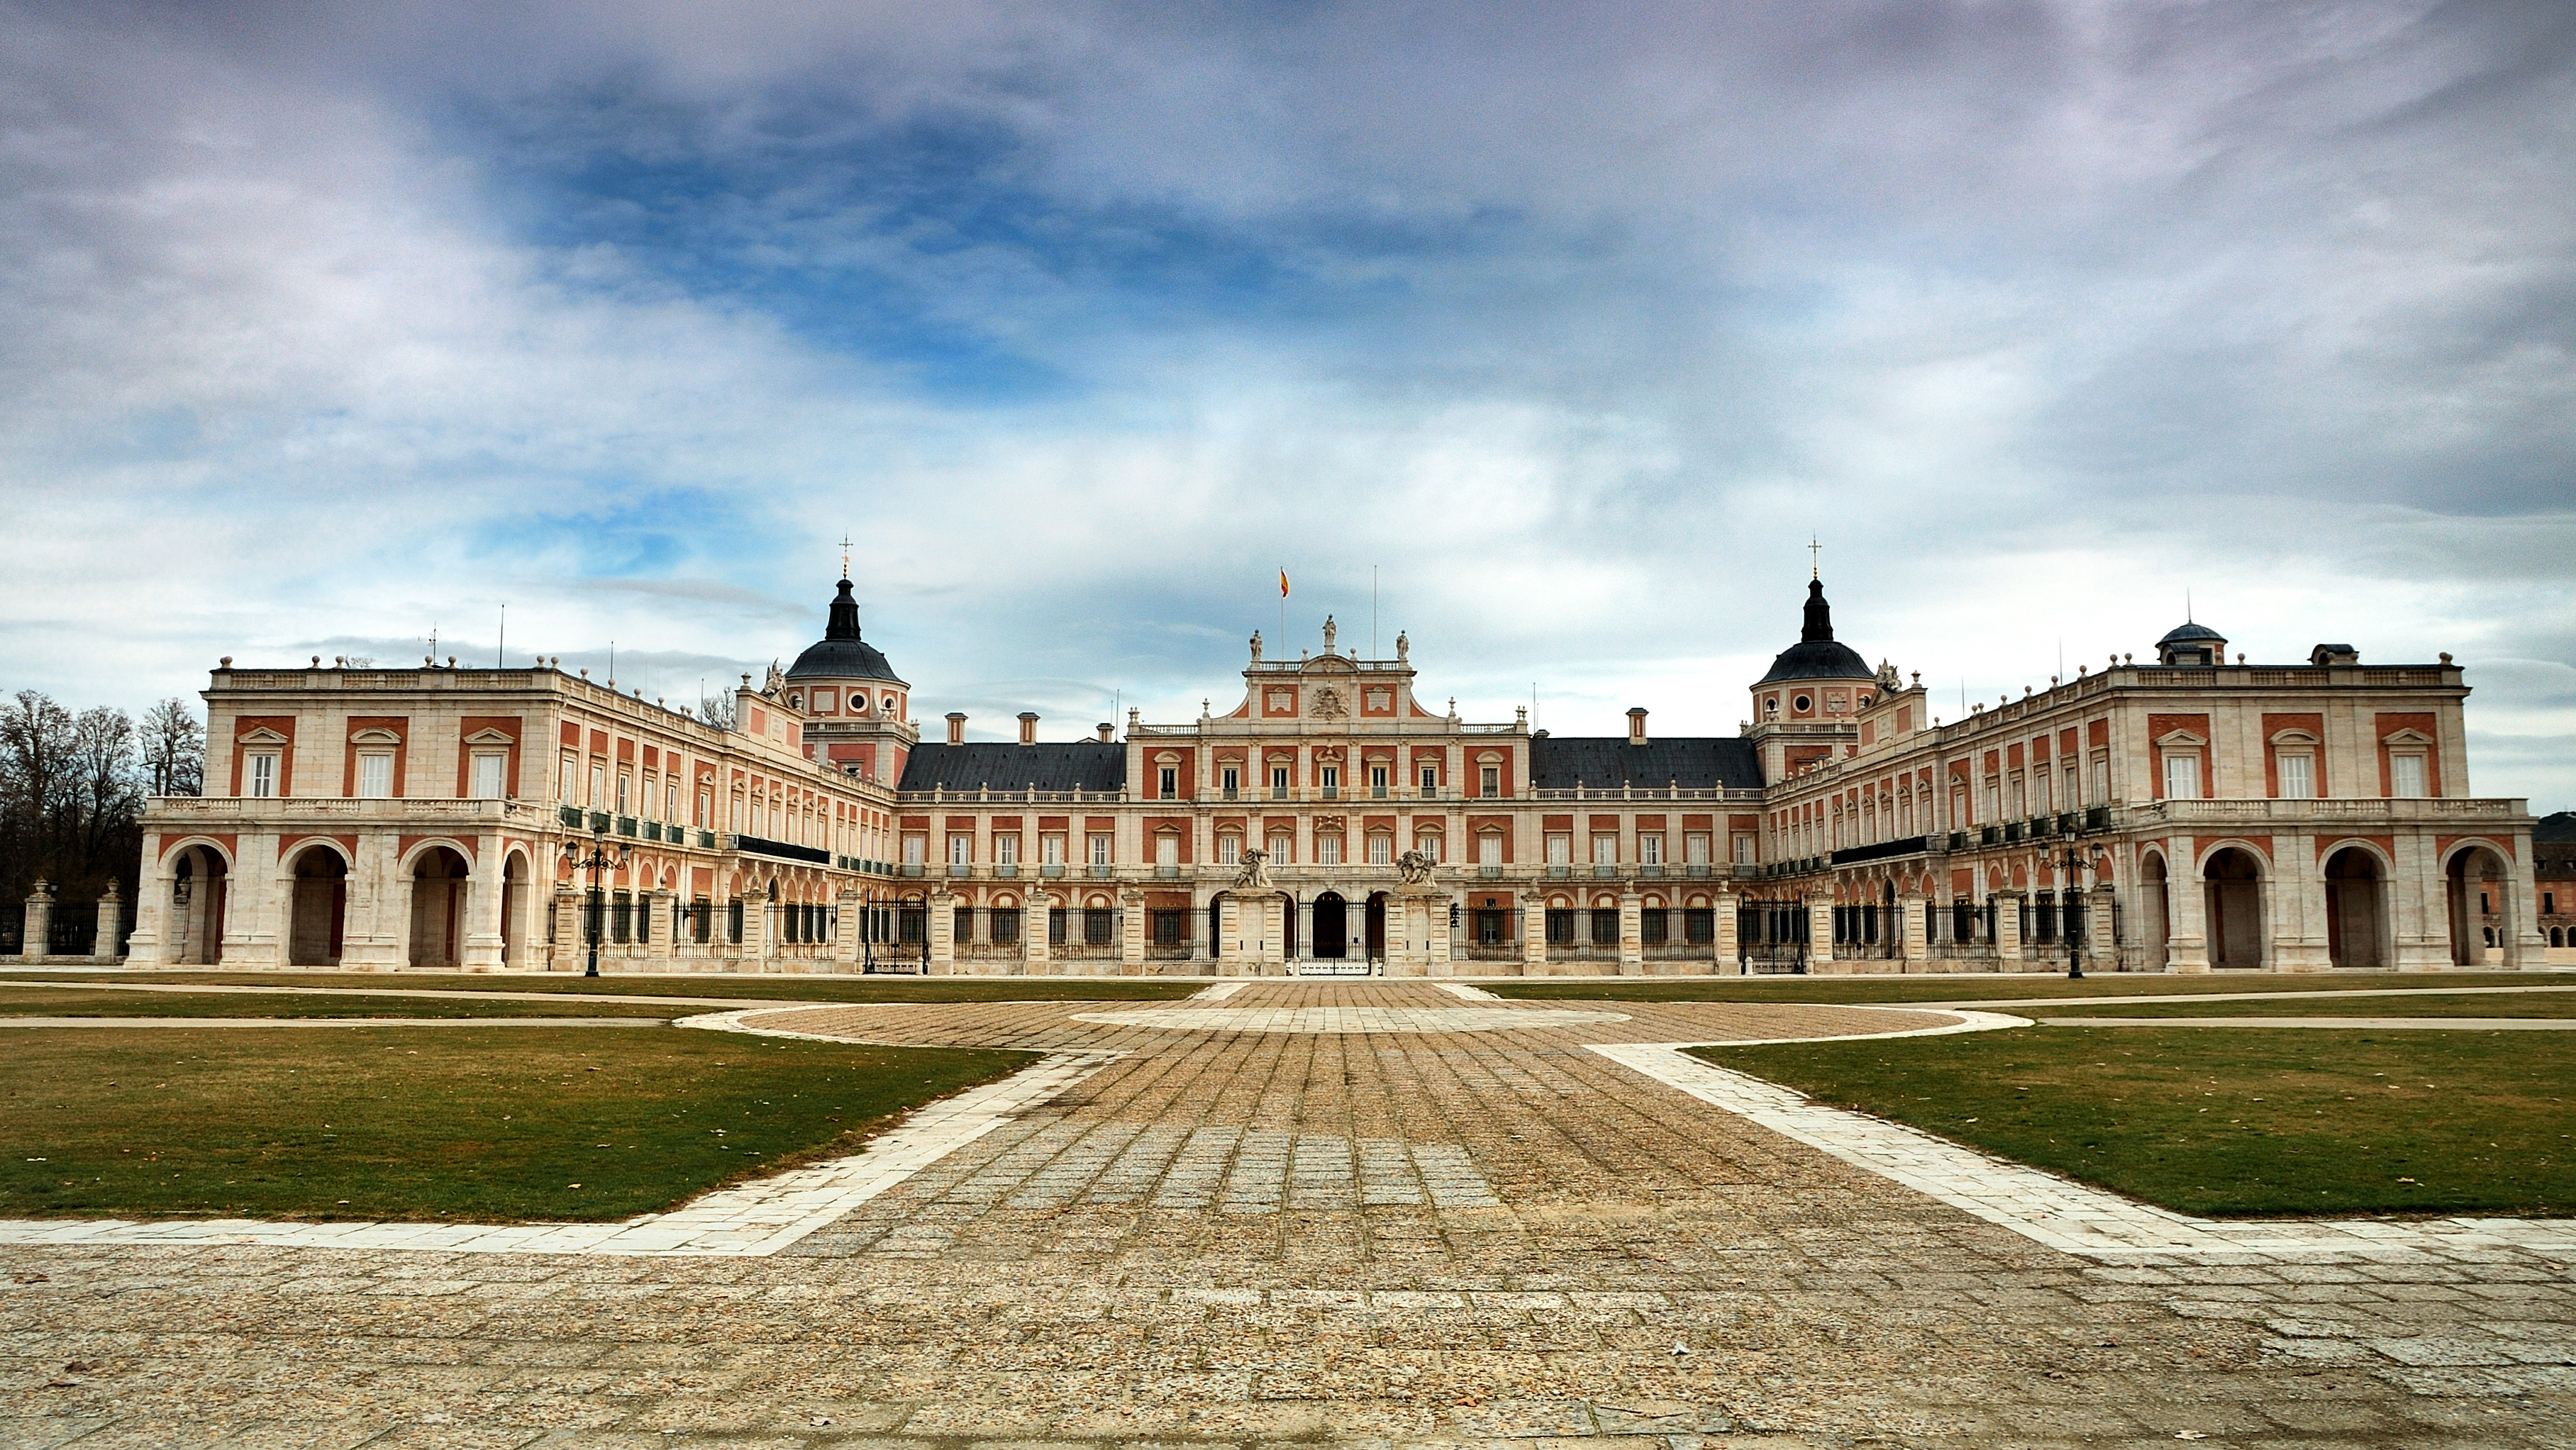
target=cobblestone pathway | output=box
[6,983,2572,1448]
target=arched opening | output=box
[1282,893,1297,958]
[1313,891,1348,959]
[1207,898,1221,959]
[1365,892,1388,964]
[409,846,470,968]
[2204,847,2264,969]
[2447,846,2511,966]
[2136,852,2169,970]
[170,845,230,965]
[287,846,348,966]
[2324,847,2386,969]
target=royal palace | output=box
[123,574,2551,976]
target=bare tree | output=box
[140,697,204,797]
[69,707,139,874]
[697,691,737,730]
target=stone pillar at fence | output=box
[835,888,863,970]
[1994,890,2024,965]
[1806,896,1835,969]
[22,881,52,963]
[1618,889,1644,976]
[1712,888,1739,971]
[94,880,123,962]
[1521,892,1546,974]
[2087,886,2117,971]
[1899,892,1928,964]
[1023,887,1052,974]
[926,887,953,974]
[1121,888,1147,974]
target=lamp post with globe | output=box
[562,830,630,979]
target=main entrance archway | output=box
[287,845,348,966]
[170,844,228,965]
[1313,891,1349,959]
[2446,844,2514,966]
[2204,847,2264,969]
[409,846,470,968]
[2324,847,2386,968]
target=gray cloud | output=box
[1,0,2570,807]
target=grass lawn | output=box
[1697,1027,2576,1217]
[0,1025,1027,1221]
[16,971,1204,1003]
[1487,970,2558,1005]
[0,986,680,1017]
[2043,991,2576,1018]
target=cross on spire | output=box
[840,533,852,579]
[1807,536,1821,580]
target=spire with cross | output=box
[840,533,852,580]
[1808,536,1821,580]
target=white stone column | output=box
[1619,889,1644,976]
[1993,890,2023,966]
[126,842,171,966]
[2510,827,2548,968]
[1713,889,1739,971]
[835,888,863,971]
[1430,891,1455,975]
[1521,892,1547,975]
[645,890,674,970]
[1260,893,1286,973]
[94,881,124,962]
[1121,887,1147,974]
[1899,893,1928,964]
[2087,886,2117,971]
[1023,887,1052,974]
[224,832,281,969]
[2165,859,2211,973]
[21,881,52,964]
[926,887,953,974]
[1806,896,1835,969]
[460,835,506,971]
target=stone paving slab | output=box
[6,981,2573,1446]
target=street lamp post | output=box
[2061,842,2087,979]
[562,831,629,979]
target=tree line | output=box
[0,691,203,907]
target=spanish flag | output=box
[1279,567,1289,598]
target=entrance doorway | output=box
[2447,845,2511,965]
[1365,893,1387,962]
[172,846,229,965]
[287,846,347,966]
[2204,847,2264,969]
[410,846,470,967]
[1313,891,1348,959]
[2325,847,2386,967]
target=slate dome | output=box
[1755,579,1875,684]
[786,578,905,684]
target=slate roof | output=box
[1529,735,1765,791]
[2536,810,2576,843]
[896,741,1128,794]
[2157,621,2227,647]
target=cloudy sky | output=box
[4,1,2570,803]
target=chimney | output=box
[945,711,967,746]
[1018,710,1039,745]
[1627,707,1648,746]
[1096,721,1114,743]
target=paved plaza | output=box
[6,982,2575,1448]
